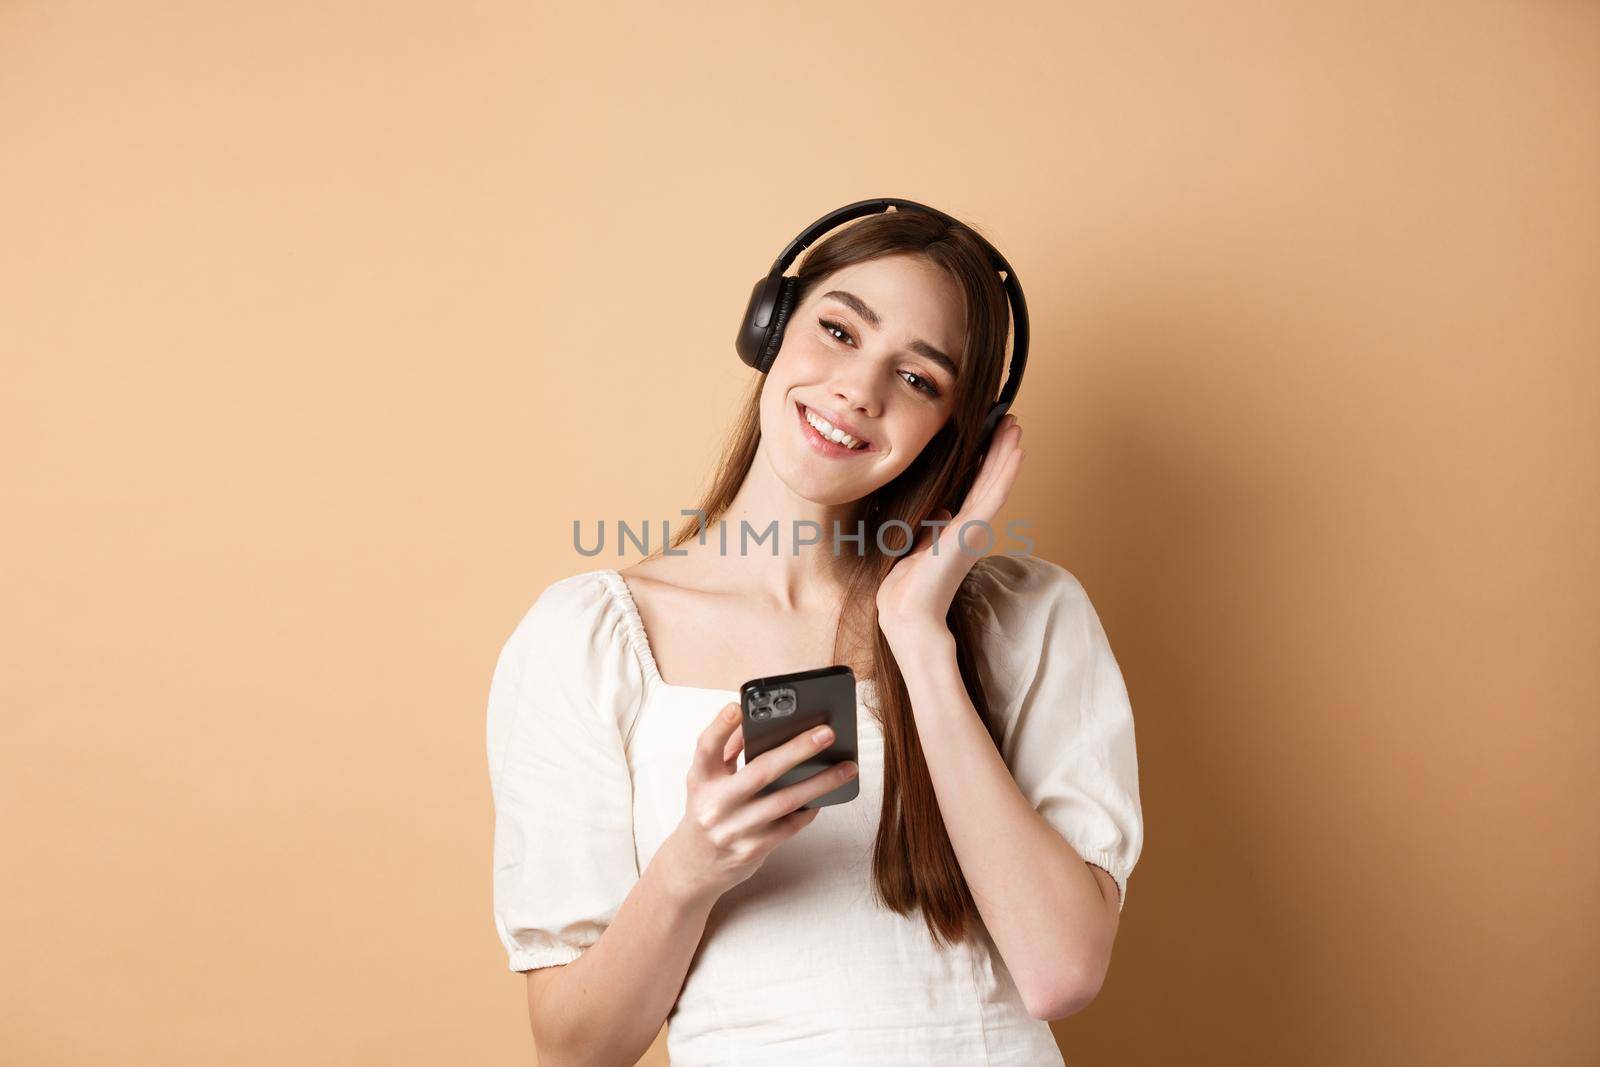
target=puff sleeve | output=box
[956,554,1145,911]
[486,572,647,971]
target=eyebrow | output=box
[820,289,960,380]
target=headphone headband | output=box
[736,197,1029,447]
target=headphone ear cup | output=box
[757,276,800,374]
[737,274,777,370]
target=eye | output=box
[820,318,941,398]
[818,318,855,346]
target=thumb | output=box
[694,701,744,778]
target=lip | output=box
[797,401,875,448]
[796,401,877,457]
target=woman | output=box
[486,204,1143,1065]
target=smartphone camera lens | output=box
[773,691,796,715]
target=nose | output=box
[831,359,885,421]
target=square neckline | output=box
[595,568,879,707]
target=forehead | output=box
[814,255,965,354]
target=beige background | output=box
[3,2,1596,1064]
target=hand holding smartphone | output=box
[664,669,861,904]
[740,665,860,810]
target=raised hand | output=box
[874,414,1024,639]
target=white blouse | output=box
[486,553,1143,1065]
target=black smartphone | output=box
[739,665,860,810]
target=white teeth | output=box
[803,406,866,449]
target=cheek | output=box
[759,338,833,424]
[860,415,943,487]
[779,332,834,378]
[886,406,947,453]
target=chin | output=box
[771,453,870,507]
[790,474,867,508]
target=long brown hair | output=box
[661,208,1015,948]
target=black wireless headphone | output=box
[735,197,1030,449]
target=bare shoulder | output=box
[618,552,678,588]
[620,550,729,600]
[618,554,688,609]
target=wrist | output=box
[880,616,956,656]
[652,827,721,913]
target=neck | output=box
[687,440,869,612]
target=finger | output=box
[974,431,1015,498]
[746,804,822,852]
[693,701,745,779]
[976,442,1022,511]
[952,444,1006,529]
[733,759,859,834]
[721,722,745,767]
[963,429,1023,525]
[998,446,1024,501]
[978,417,1021,480]
[732,721,837,800]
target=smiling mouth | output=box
[796,402,874,454]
